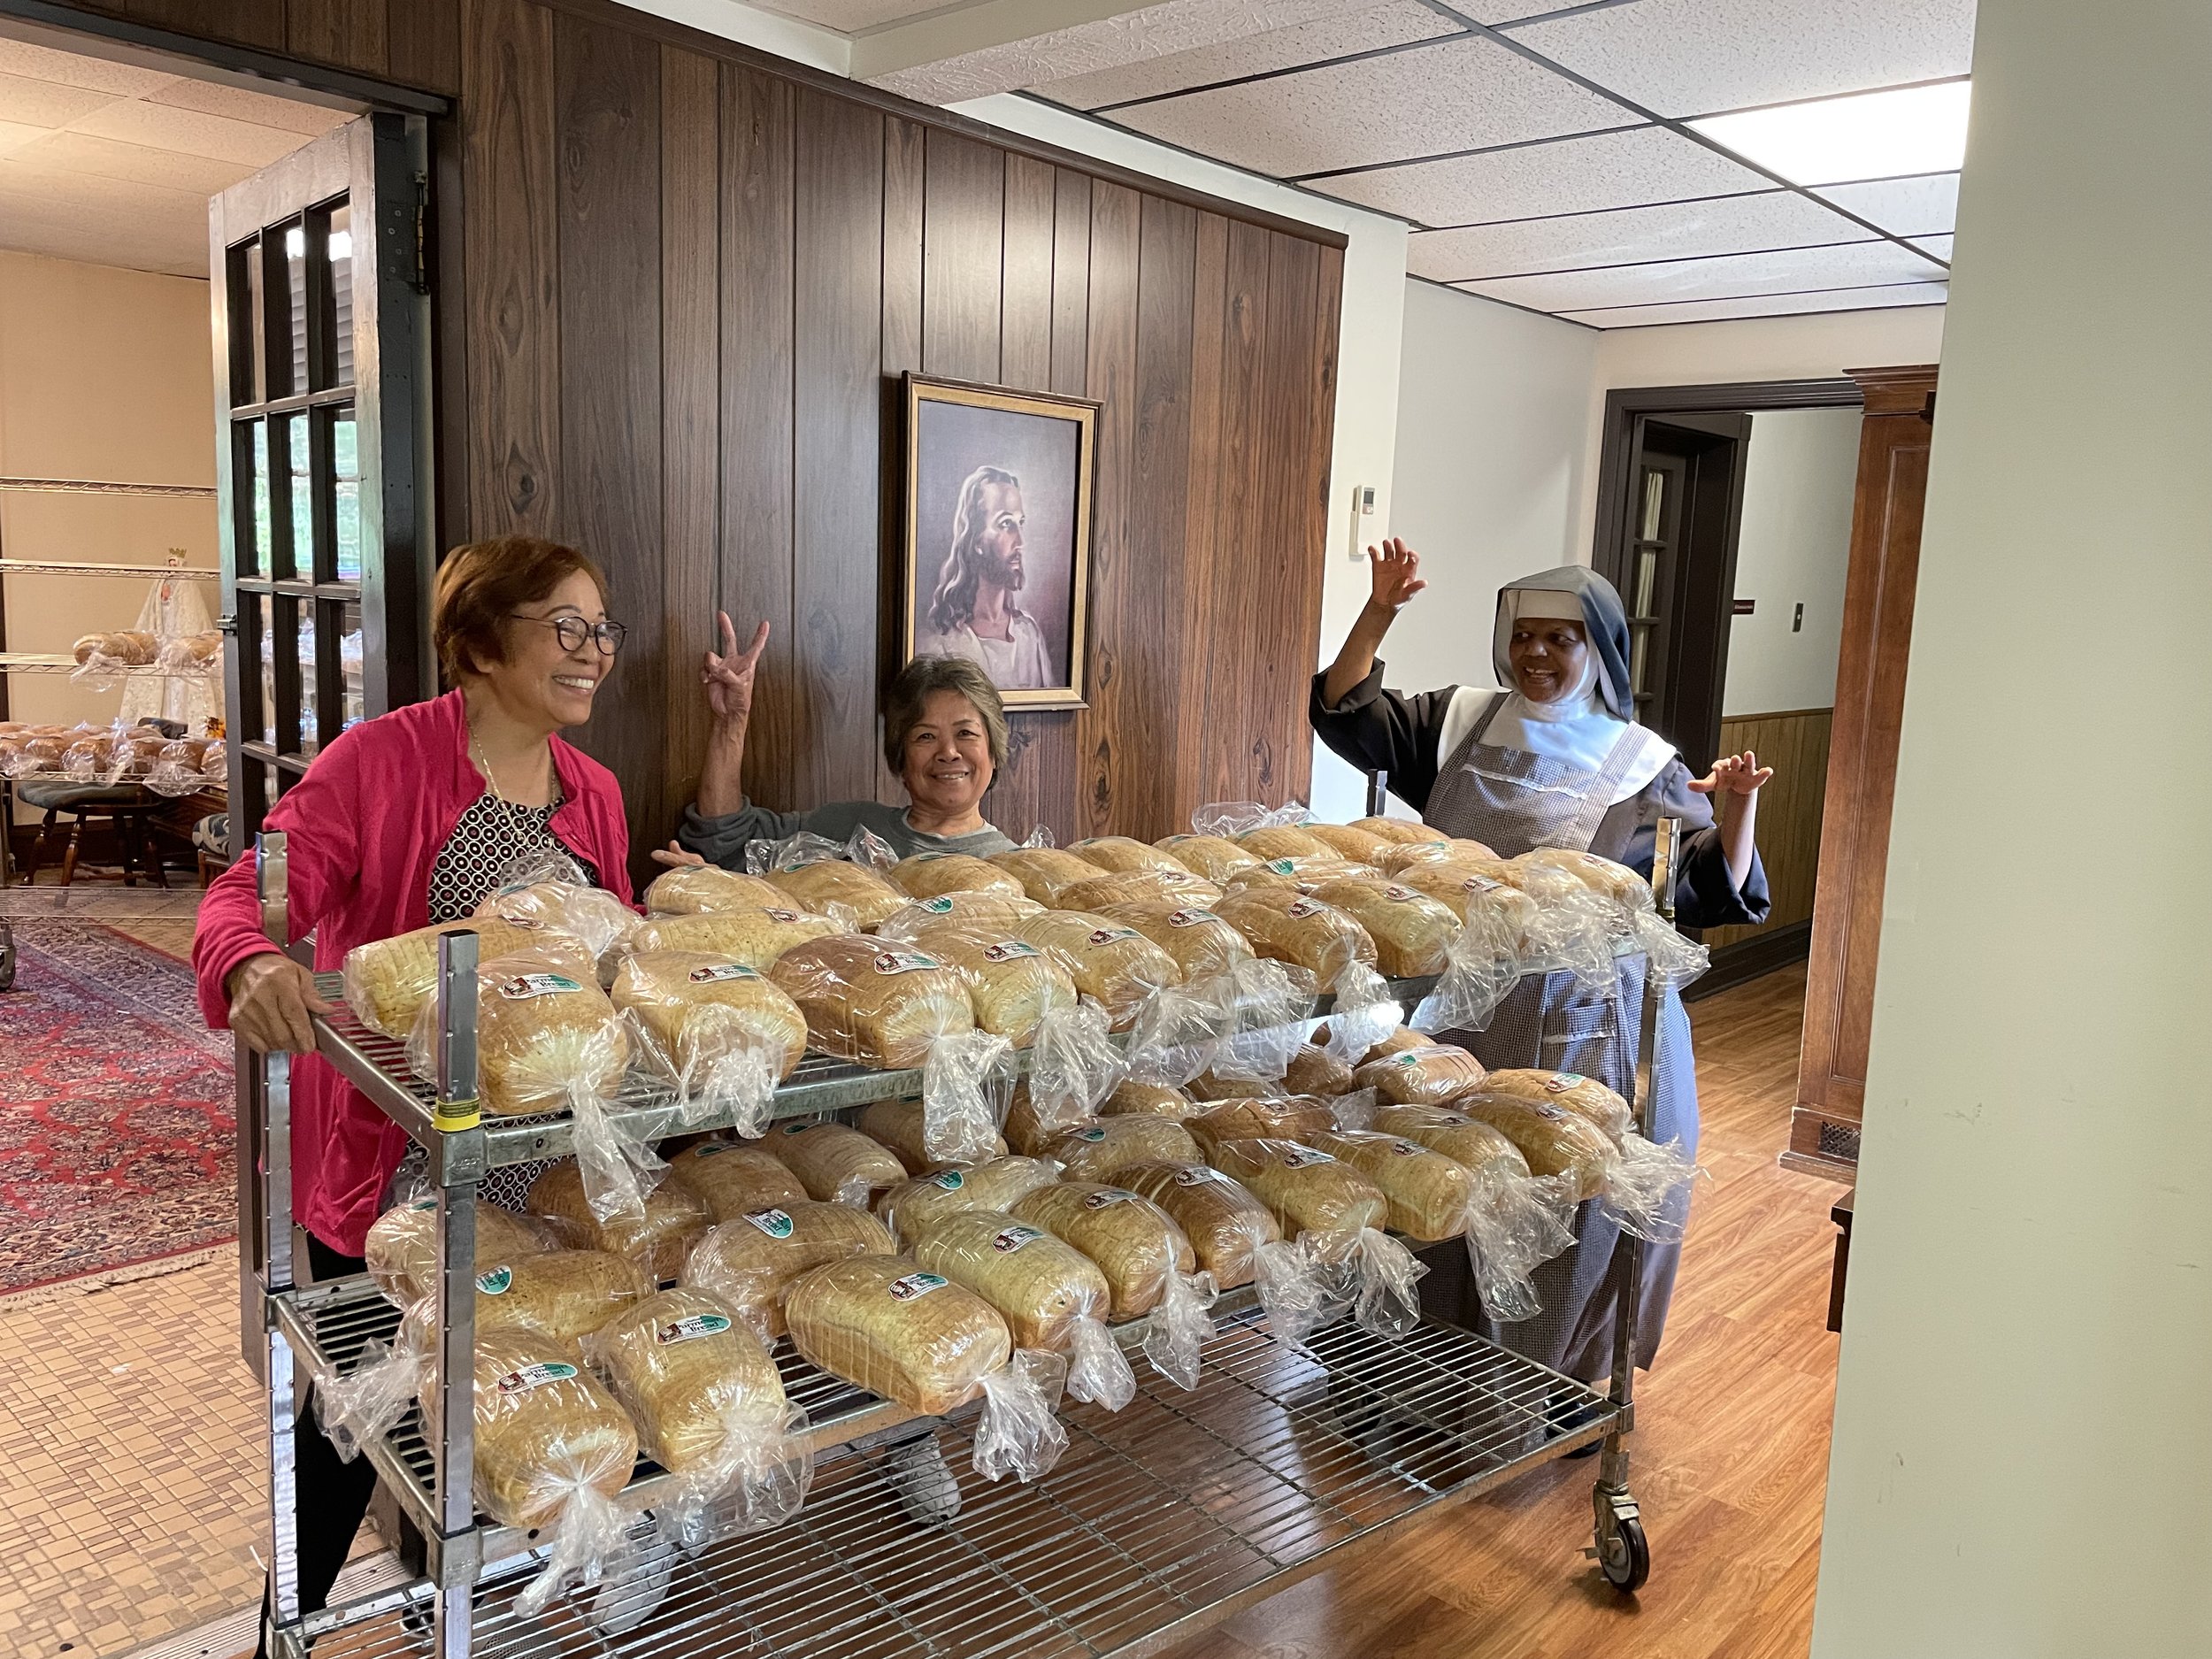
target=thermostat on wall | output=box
[1348,485,1377,559]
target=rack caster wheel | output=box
[1591,1494,1649,1594]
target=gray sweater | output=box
[677,798,1016,870]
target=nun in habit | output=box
[1310,539,1774,1383]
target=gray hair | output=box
[883,655,1010,774]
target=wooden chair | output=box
[13,779,173,887]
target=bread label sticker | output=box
[498,972,582,1000]
[1390,1052,1422,1067]
[657,1312,733,1345]
[1172,1166,1226,1187]
[929,1170,965,1191]
[1167,909,1217,927]
[1087,926,1140,946]
[1264,858,1298,875]
[1462,876,1502,894]
[495,1362,577,1395]
[476,1266,512,1294]
[1388,1140,1425,1157]
[910,852,949,863]
[920,896,957,914]
[764,909,804,923]
[1082,1188,1137,1210]
[1074,1127,1109,1143]
[872,949,942,975]
[1278,1146,1335,1168]
[1547,1073,1585,1092]
[1438,1113,1471,1125]
[780,1121,823,1137]
[1285,899,1325,919]
[409,1198,438,1212]
[744,1208,795,1239]
[887,1271,949,1302]
[688,962,760,983]
[1382,885,1418,902]
[991,1225,1046,1254]
[982,940,1041,963]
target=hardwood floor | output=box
[1165,963,1840,1659]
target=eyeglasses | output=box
[511,614,628,655]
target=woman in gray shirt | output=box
[659,614,1017,873]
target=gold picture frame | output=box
[901,373,1099,711]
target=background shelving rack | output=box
[247,826,1680,1659]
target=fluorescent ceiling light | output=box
[1690,81,1970,187]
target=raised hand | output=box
[703,611,771,728]
[1687,751,1775,798]
[1366,537,1428,612]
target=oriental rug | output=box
[0,919,235,1302]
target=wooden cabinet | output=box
[1786,365,1937,1179]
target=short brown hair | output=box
[433,535,609,685]
[883,656,1010,774]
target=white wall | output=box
[1809,2,2212,1655]
[1721,407,1859,716]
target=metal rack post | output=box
[431,930,483,1659]
[256,833,303,1643]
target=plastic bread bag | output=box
[911,1210,1135,1411]
[317,1319,429,1463]
[526,1163,710,1283]
[584,1288,812,1544]
[1410,903,1525,1035]
[1221,855,1374,895]
[1010,910,1184,1029]
[364,1194,552,1308]
[987,845,1109,905]
[1305,1223,1427,1341]
[875,890,1045,942]
[1210,958,1321,1082]
[1354,1040,1490,1108]
[858,1097,1007,1171]
[610,952,805,1135]
[1284,1041,1355,1098]
[1186,1096,1340,1156]
[766,935,972,1068]
[342,917,551,1039]
[1025,997,1127,1134]
[1312,1128,1475,1241]
[1602,1131,1704,1245]
[1235,825,1337,862]
[1008,1181,1214,1389]
[877,1156,1061,1248]
[1516,846,1654,911]
[900,920,1078,1048]
[1506,863,1622,995]
[684,1202,895,1342]
[405,949,650,1225]
[887,852,1026,901]
[767,857,906,929]
[626,906,846,971]
[745,829,843,877]
[1152,833,1262,883]
[1044,1115,1202,1181]
[920,1027,1014,1166]
[1203,1139,1421,1340]
[1019,823,1057,849]
[1066,834,1194,876]
[766,1119,909,1207]
[1057,868,1225,913]
[1321,963,1402,1067]
[1113,1161,1280,1290]
[782,1256,1068,1482]
[474,872,641,981]
[1461,1164,1578,1322]
[1211,888,1376,993]
[641,864,787,917]
[148,737,216,796]
[1632,907,1711,991]
[846,823,900,873]
[1096,898,1255,982]
[1189,800,1270,838]
[1120,979,1230,1089]
[1307,878,1459,979]
[664,1141,808,1220]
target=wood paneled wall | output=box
[1703,707,1832,950]
[57,0,1344,886]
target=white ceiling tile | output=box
[13,128,258,195]
[148,77,353,138]
[1507,0,1976,119]
[0,160,211,275]
[1810,171,1957,236]
[757,0,949,28]
[65,97,310,166]
[1460,237,1943,311]
[0,118,43,157]
[1036,1,1460,112]
[0,36,176,97]
[1320,123,1769,227]
[0,71,119,128]
[1407,188,1878,280]
[1909,234,1952,260]
[1114,33,1625,178]
[1564,281,1947,327]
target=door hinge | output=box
[411,172,430,295]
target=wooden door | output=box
[1786,365,1938,1179]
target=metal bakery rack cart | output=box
[245,826,1684,1659]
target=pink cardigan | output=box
[193,691,634,1256]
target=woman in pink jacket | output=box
[193,534,633,1642]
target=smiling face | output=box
[473,570,611,731]
[1508,615,1590,704]
[898,688,996,818]
[974,480,1026,591]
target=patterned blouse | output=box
[426,788,601,924]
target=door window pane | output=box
[331,405,361,580]
[339,600,365,731]
[257,595,276,747]
[328,203,355,388]
[280,219,308,397]
[236,421,270,578]
[296,607,319,756]
[285,414,313,582]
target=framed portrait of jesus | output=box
[901,374,1100,711]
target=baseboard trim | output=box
[1684,918,1812,1002]
[1780,1148,1859,1184]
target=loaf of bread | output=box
[1208,1140,1389,1236]
[784,1255,1013,1417]
[1068,835,1193,876]
[474,955,632,1118]
[857,1098,1008,1172]
[1376,836,1499,876]
[763,860,906,928]
[1152,834,1261,882]
[1391,862,1544,935]
[641,865,787,917]
[1010,910,1183,1029]
[987,847,1110,906]
[474,883,641,974]
[1113,1161,1282,1290]
[767,936,973,1068]
[1057,870,1224,913]
[1185,1095,1338,1156]
[629,908,843,971]
[1210,889,1376,989]
[1305,879,1457,977]
[1477,1068,1634,1141]
[1371,1104,1532,1183]
[526,1163,710,1283]
[1095,899,1255,982]
[364,1198,551,1309]
[342,918,548,1039]
[763,1120,908,1206]
[71,630,157,665]
[461,1329,639,1532]
[471,1248,656,1345]
[1234,826,1336,862]
[1311,1129,1475,1240]
[887,853,1025,901]
[683,1202,895,1340]
[1100,1079,1195,1121]
[1299,823,1393,865]
[999,1083,1064,1156]
[1010,1182,1196,1319]
[1354,1042,1489,1108]
[894,922,1075,1048]
[609,951,809,1082]
[910,1210,1113,1352]
[1043,1116,1202,1182]
[1347,817,1448,848]
[590,1287,788,1473]
[877,1156,1060,1248]
[1282,1042,1355,1098]
[876,891,1044,941]
[1184,1071,1279,1102]
[1451,1094,1613,1202]
[664,1141,808,1220]
[1514,847,1650,907]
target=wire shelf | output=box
[0,558,219,579]
[291,1306,1616,1659]
[0,476,217,497]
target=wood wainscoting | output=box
[1693,706,1832,988]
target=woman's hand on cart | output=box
[227,952,336,1054]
